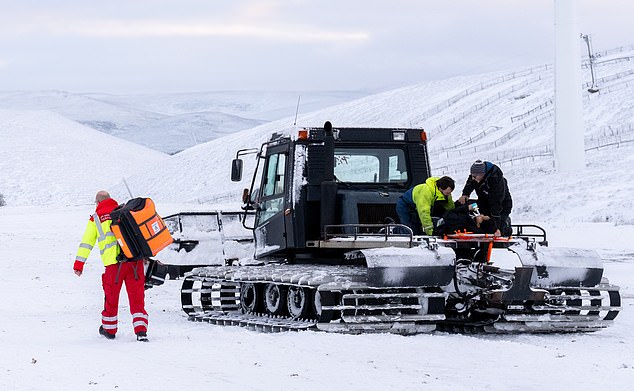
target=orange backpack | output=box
[111,198,174,260]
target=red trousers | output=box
[101,260,148,335]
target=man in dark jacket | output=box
[457,160,513,236]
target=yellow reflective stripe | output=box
[76,256,87,262]
[79,243,93,250]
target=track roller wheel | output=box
[264,283,287,316]
[287,286,313,319]
[240,283,260,313]
[314,290,340,323]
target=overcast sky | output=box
[0,0,632,94]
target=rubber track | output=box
[189,311,317,333]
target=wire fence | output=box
[432,109,554,160]
[585,77,634,96]
[586,123,634,150]
[583,69,634,89]
[415,64,552,126]
[433,144,553,175]
[585,136,634,151]
[583,55,634,69]
[588,123,634,140]
[437,126,502,151]
[433,123,634,175]
[429,76,545,138]
[431,61,634,159]
[510,99,553,123]
[591,44,634,60]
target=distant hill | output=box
[0,90,368,154]
[80,111,265,154]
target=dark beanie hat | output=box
[470,160,486,176]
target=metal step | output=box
[342,314,445,323]
[316,322,436,335]
[504,314,606,322]
[531,305,621,312]
[341,292,446,300]
[547,293,609,301]
[490,318,612,333]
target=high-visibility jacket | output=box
[411,177,455,235]
[75,198,120,267]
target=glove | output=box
[73,260,85,273]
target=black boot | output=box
[99,326,115,340]
[136,331,149,342]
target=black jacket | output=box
[433,204,480,236]
[462,162,512,231]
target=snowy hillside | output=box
[118,45,634,226]
[0,110,167,206]
[0,90,366,154]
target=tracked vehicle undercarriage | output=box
[181,263,446,334]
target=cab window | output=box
[334,148,407,183]
[258,153,286,224]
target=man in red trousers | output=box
[73,190,149,342]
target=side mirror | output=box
[231,159,243,182]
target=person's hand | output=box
[493,229,501,237]
[474,215,490,228]
[74,269,82,277]
[457,195,469,205]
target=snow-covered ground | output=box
[2,46,634,390]
[0,206,632,390]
